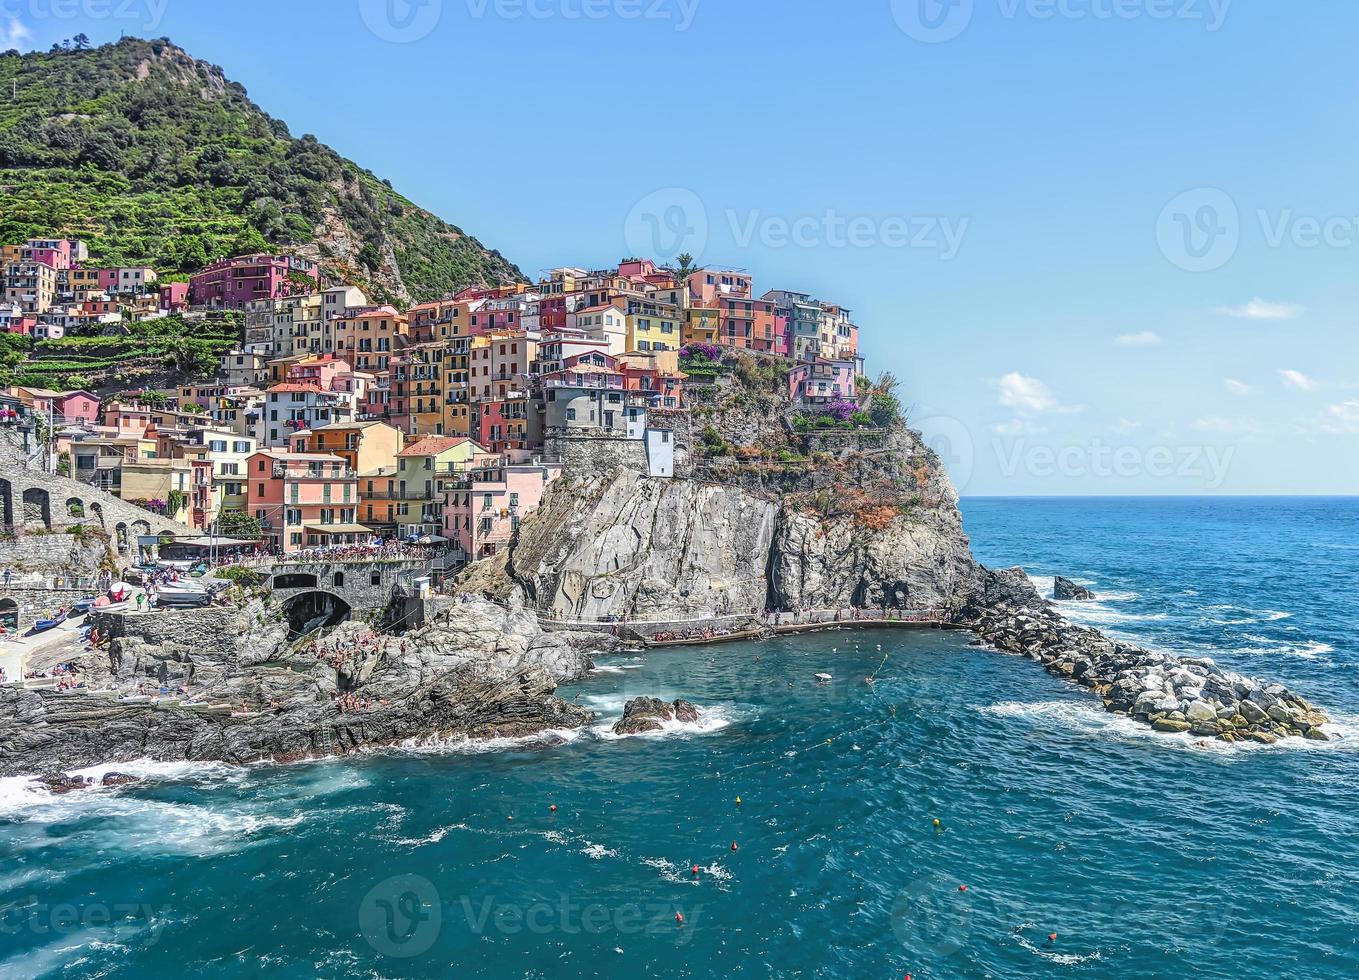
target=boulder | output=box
[1185,700,1218,723]
[1152,718,1192,733]
[100,772,139,787]
[612,697,676,735]
[1054,576,1096,601]
[672,699,700,724]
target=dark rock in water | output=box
[613,696,674,735]
[101,772,139,787]
[612,697,701,735]
[1054,576,1096,601]
[39,773,92,794]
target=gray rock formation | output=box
[960,567,1330,743]
[1054,576,1096,601]
[0,593,609,776]
[611,697,701,735]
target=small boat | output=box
[32,610,69,633]
[814,672,833,682]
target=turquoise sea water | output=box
[2,497,1357,978]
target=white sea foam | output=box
[388,727,584,756]
[389,823,467,847]
[581,842,618,860]
[1013,929,1103,965]
[1228,635,1333,660]
[982,699,1359,753]
[592,704,739,741]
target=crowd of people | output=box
[238,542,436,565]
[646,625,747,643]
[25,661,84,690]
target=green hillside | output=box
[0,37,522,304]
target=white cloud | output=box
[997,372,1056,413]
[1223,378,1252,396]
[1110,418,1141,434]
[1279,368,1318,392]
[1192,416,1263,435]
[1218,298,1305,320]
[2,17,31,50]
[1113,331,1162,347]
[1322,401,1359,434]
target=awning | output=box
[303,523,372,535]
[417,534,449,544]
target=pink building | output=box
[159,282,189,311]
[189,254,320,310]
[443,457,561,562]
[22,239,77,272]
[55,390,100,424]
[247,450,362,553]
[788,359,858,407]
[687,268,752,306]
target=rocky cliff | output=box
[497,426,983,620]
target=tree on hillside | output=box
[675,252,698,280]
[73,34,91,50]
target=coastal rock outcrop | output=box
[0,594,608,776]
[611,697,701,735]
[1054,576,1096,601]
[961,567,1331,742]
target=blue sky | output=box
[6,0,1357,494]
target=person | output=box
[2,568,9,586]
[135,592,145,612]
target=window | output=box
[333,572,345,588]
[371,570,382,586]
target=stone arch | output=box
[130,520,152,560]
[279,590,352,638]
[89,502,104,529]
[0,478,11,529]
[0,596,17,631]
[65,496,85,520]
[273,572,318,590]
[21,487,50,529]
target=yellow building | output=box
[334,305,409,374]
[683,306,720,346]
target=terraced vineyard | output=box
[1,313,240,394]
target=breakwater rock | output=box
[961,569,1331,743]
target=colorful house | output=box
[189,254,319,310]
[788,359,859,407]
[247,450,363,552]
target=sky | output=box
[4,0,1357,495]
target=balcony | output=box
[274,465,357,480]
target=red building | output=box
[189,254,319,310]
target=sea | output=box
[1,496,1356,978]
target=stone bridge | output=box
[0,435,188,559]
[252,560,432,636]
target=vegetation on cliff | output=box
[0,38,522,304]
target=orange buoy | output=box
[1047,933,1057,942]
[675,912,684,925]
[730,842,739,852]
[958,885,967,892]
[549,804,557,813]
[691,864,700,875]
